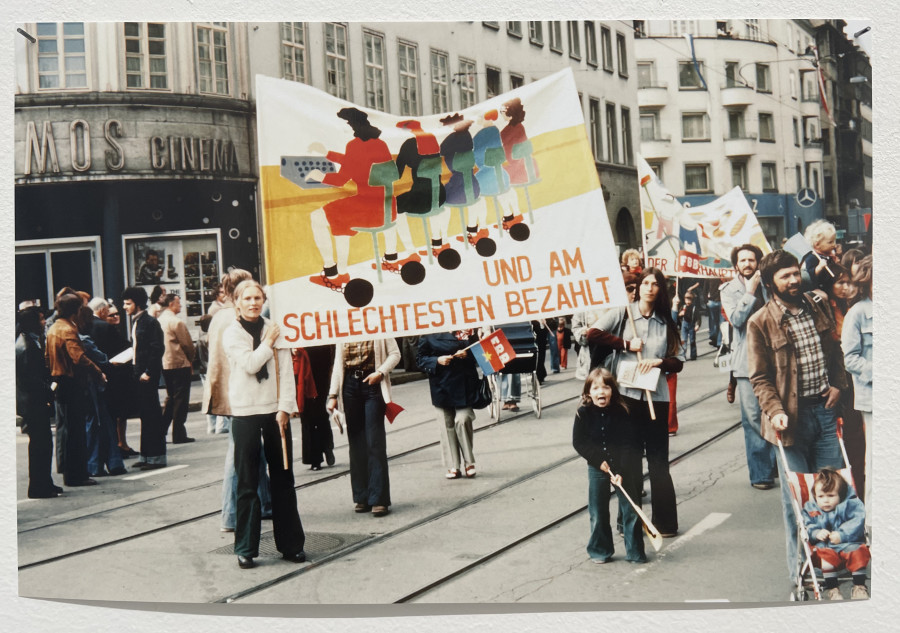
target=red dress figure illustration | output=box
[499,97,538,239]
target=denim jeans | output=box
[706,299,722,346]
[587,465,646,562]
[547,330,560,372]
[680,321,697,360]
[500,373,521,402]
[736,378,776,485]
[343,375,390,507]
[776,401,843,582]
[85,388,125,476]
[207,414,231,434]
[221,426,272,530]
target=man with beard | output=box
[748,250,848,585]
[720,244,777,491]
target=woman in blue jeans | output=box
[327,338,401,517]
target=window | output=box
[640,112,659,141]
[458,58,477,109]
[507,21,523,38]
[755,63,771,93]
[724,61,740,87]
[789,70,797,99]
[621,107,634,165]
[567,21,581,59]
[549,21,563,52]
[682,112,709,141]
[486,66,501,99]
[605,102,619,163]
[589,98,602,160]
[616,32,628,76]
[633,20,647,38]
[822,128,831,154]
[803,116,819,144]
[671,20,698,36]
[800,70,818,101]
[758,112,775,142]
[364,31,386,111]
[430,49,449,113]
[509,73,524,90]
[727,110,746,138]
[124,22,168,89]
[398,42,419,115]
[324,23,348,100]
[793,117,801,146]
[731,161,748,191]
[36,22,87,89]
[585,22,597,66]
[678,61,704,89]
[744,19,761,40]
[528,22,543,46]
[601,26,613,71]
[482,21,500,30]
[637,61,654,88]
[806,162,821,195]
[796,165,804,190]
[685,164,711,193]
[196,22,229,95]
[761,162,778,191]
[281,22,307,83]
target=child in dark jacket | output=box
[801,467,870,600]
[572,368,646,564]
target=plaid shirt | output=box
[343,340,375,373]
[774,296,828,397]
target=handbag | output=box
[473,374,492,410]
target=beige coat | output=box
[158,309,195,370]
[201,303,238,415]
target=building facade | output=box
[633,18,854,247]
[14,20,642,320]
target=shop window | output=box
[36,22,88,89]
[363,31,386,111]
[398,41,419,115]
[281,22,307,84]
[430,49,450,113]
[196,22,230,95]
[324,23,349,100]
[124,22,168,89]
[15,237,103,311]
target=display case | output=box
[123,230,223,339]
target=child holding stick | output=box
[572,368,646,564]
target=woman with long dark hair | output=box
[587,267,683,537]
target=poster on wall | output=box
[257,68,628,347]
[123,230,222,339]
[637,156,771,278]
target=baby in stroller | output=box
[801,467,870,600]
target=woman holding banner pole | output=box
[587,267,683,537]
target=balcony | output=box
[723,134,757,157]
[803,139,823,161]
[640,136,672,160]
[720,84,754,107]
[637,83,668,108]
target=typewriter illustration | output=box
[280,156,338,189]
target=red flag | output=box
[472,330,517,375]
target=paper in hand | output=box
[616,360,661,391]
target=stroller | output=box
[488,322,542,420]
[778,417,870,601]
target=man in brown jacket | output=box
[159,294,196,444]
[747,249,849,587]
[46,293,106,487]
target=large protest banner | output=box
[257,69,627,347]
[638,156,771,279]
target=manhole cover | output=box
[212,531,370,558]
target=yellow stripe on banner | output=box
[261,124,600,285]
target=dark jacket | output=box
[572,403,642,496]
[747,292,848,446]
[416,333,481,409]
[16,332,51,418]
[131,311,164,381]
[90,316,128,358]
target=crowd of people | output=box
[15,220,873,591]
